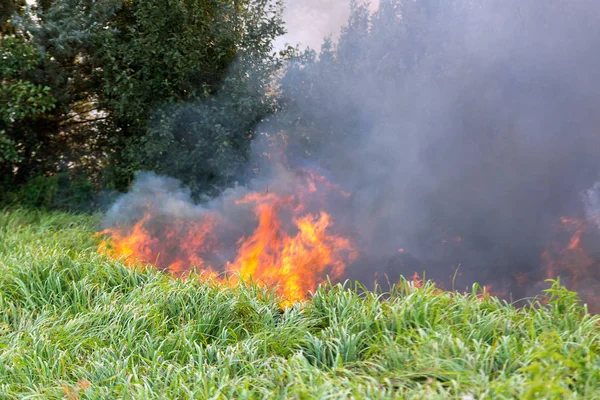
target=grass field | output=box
[0,209,598,399]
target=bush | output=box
[2,173,98,212]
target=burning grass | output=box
[0,208,599,399]
[96,169,358,303]
[95,169,600,312]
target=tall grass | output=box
[0,209,598,399]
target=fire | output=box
[412,272,422,289]
[542,218,596,282]
[98,212,221,276]
[97,165,600,310]
[98,169,357,303]
[539,216,600,310]
[225,188,356,301]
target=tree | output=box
[0,0,286,199]
[0,35,57,179]
[0,0,24,32]
[1,0,119,186]
[96,0,286,194]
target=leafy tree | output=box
[0,0,287,202]
[0,0,117,187]
[0,36,56,173]
[96,0,287,194]
[0,0,23,32]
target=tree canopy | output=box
[0,0,286,204]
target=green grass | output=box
[0,209,598,399]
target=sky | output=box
[275,0,380,51]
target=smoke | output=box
[267,0,600,293]
[584,183,600,231]
[104,0,600,300]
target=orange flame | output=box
[98,213,221,277]
[412,272,422,289]
[540,216,600,310]
[98,169,357,303]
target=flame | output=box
[97,163,600,310]
[412,272,422,289]
[98,213,221,276]
[229,193,355,301]
[540,216,600,310]
[441,236,462,245]
[98,169,357,303]
[542,218,595,283]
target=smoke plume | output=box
[103,0,600,304]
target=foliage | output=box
[0,0,286,200]
[0,36,57,166]
[0,0,24,32]
[0,173,99,211]
[106,0,287,195]
[0,208,598,399]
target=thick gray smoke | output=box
[266,0,600,295]
[105,0,600,301]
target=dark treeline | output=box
[0,0,287,209]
